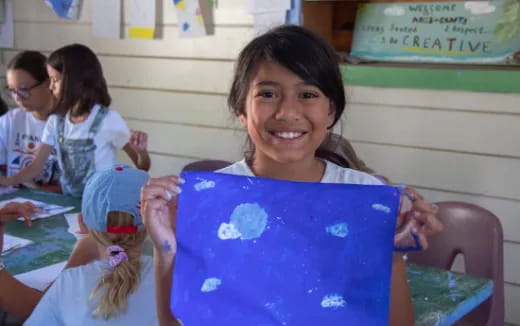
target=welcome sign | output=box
[351,0,520,65]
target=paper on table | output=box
[0,0,13,48]
[92,0,121,39]
[247,0,291,14]
[64,213,85,239]
[2,233,33,256]
[253,11,287,35]
[0,197,75,221]
[128,0,156,39]
[0,186,17,196]
[15,261,66,291]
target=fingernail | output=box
[412,211,420,217]
[178,178,186,184]
[165,189,173,200]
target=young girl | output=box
[25,164,157,325]
[141,26,442,326]
[0,51,59,188]
[0,44,150,196]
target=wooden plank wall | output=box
[1,0,518,324]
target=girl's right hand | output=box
[140,175,185,258]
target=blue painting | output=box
[172,172,400,325]
[44,0,81,20]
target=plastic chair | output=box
[181,160,232,172]
[407,201,504,326]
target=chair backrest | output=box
[407,201,504,326]
[182,160,232,172]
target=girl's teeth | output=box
[276,132,302,139]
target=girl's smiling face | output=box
[239,61,335,166]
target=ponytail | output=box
[88,212,146,320]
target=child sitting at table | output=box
[0,44,151,197]
[25,164,158,325]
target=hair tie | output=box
[107,245,128,267]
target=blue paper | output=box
[44,0,81,20]
[172,172,400,325]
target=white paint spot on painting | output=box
[384,6,405,16]
[321,294,346,308]
[201,277,222,292]
[372,203,391,213]
[230,203,268,240]
[217,222,242,240]
[194,178,215,191]
[464,2,495,15]
[326,222,349,238]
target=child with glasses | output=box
[0,45,151,196]
[0,51,60,188]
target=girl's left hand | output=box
[394,186,444,250]
[129,130,148,154]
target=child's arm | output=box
[0,207,42,320]
[123,130,151,171]
[141,175,184,326]
[389,255,414,326]
[0,144,54,186]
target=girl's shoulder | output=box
[322,160,383,186]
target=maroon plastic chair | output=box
[182,160,232,172]
[407,201,504,326]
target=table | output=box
[1,189,493,325]
[408,264,493,326]
[2,188,80,275]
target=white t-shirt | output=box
[0,108,58,184]
[42,105,130,172]
[217,159,383,186]
[25,256,158,326]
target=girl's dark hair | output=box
[47,44,111,116]
[7,51,49,83]
[0,97,8,116]
[228,25,345,126]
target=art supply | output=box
[172,171,400,325]
[2,233,33,256]
[0,197,75,221]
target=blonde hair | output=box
[88,211,146,320]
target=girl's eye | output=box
[258,91,276,98]
[300,92,318,99]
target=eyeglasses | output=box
[5,80,46,100]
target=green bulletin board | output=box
[351,0,520,65]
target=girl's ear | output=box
[238,113,248,128]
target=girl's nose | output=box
[275,95,300,120]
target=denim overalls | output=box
[56,107,107,197]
